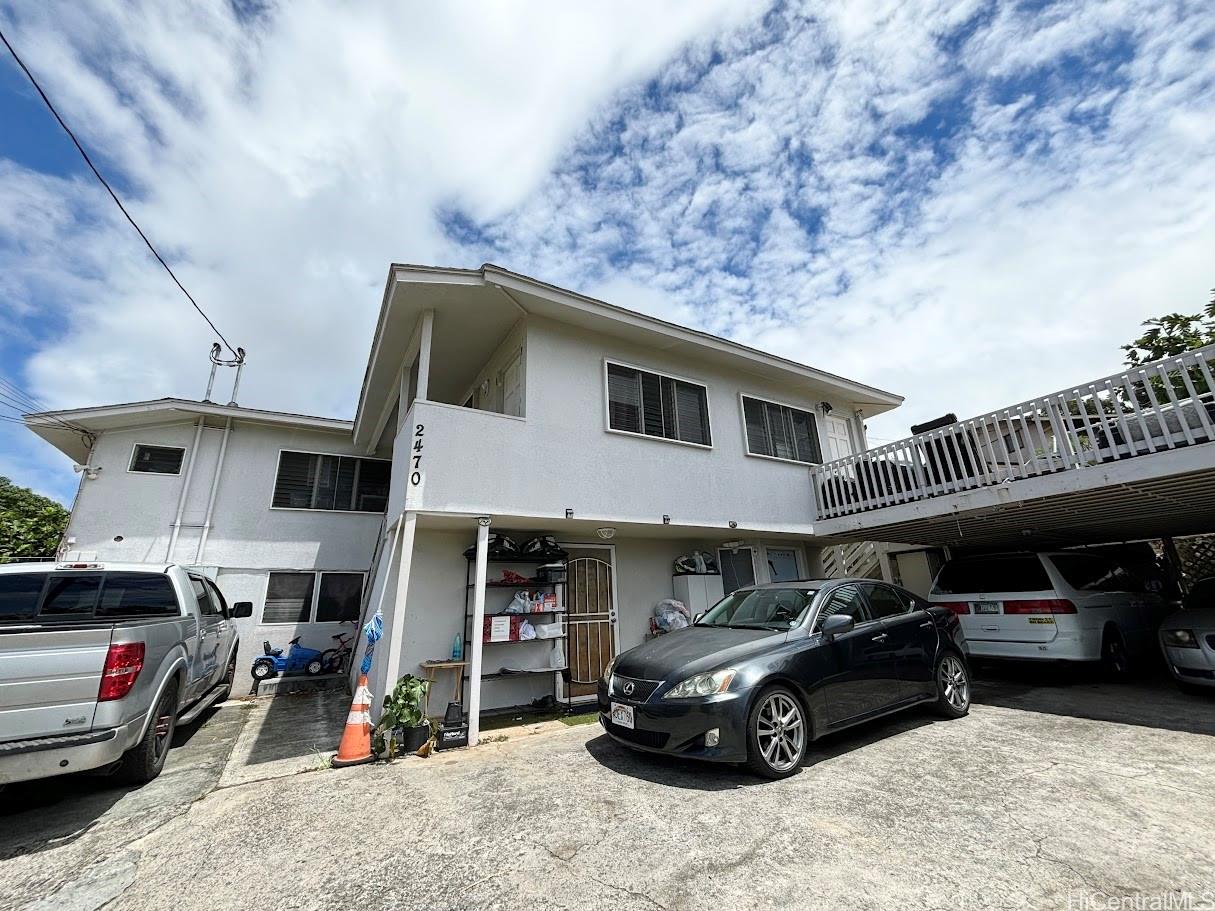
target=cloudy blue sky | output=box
[1,0,1213,504]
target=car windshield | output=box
[696,588,817,630]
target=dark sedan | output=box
[598,578,970,778]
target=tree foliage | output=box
[1123,292,1215,366]
[0,476,69,562]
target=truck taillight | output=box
[1003,599,1077,614]
[99,642,145,702]
[934,602,970,615]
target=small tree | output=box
[1121,290,1215,405]
[0,476,70,563]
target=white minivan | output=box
[929,551,1167,675]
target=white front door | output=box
[826,415,854,461]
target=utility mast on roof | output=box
[203,343,247,405]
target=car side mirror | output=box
[820,614,854,639]
[231,601,253,619]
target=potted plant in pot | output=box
[374,675,431,758]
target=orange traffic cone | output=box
[331,674,374,768]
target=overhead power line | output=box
[0,26,241,358]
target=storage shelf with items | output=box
[460,534,569,709]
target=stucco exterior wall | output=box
[61,417,387,686]
[392,316,870,532]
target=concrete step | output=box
[249,673,349,698]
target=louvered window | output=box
[606,363,711,446]
[741,396,822,463]
[272,451,391,512]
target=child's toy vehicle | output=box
[251,637,325,681]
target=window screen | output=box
[0,574,45,623]
[97,573,180,618]
[272,452,390,512]
[932,556,1052,595]
[316,573,364,622]
[742,396,822,463]
[262,572,315,623]
[606,363,711,446]
[130,444,185,474]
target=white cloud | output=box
[2,0,1214,504]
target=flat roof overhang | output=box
[812,442,1215,549]
[352,264,904,450]
[25,398,353,464]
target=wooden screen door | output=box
[563,551,617,699]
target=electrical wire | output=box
[0,26,241,358]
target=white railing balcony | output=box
[810,344,1215,521]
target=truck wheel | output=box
[114,681,178,785]
[252,659,276,681]
[218,653,238,701]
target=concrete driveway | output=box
[2,671,1213,911]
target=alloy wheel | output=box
[939,655,969,711]
[755,692,805,773]
[152,696,174,761]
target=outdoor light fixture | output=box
[662,514,670,525]
[565,508,574,519]
[819,401,833,415]
[596,527,616,540]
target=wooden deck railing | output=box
[810,344,1215,520]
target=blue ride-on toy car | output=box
[251,637,325,681]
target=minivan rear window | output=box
[0,575,46,622]
[932,556,1052,595]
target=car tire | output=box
[933,650,970,719]
[743,685,807,780]
[217,652,237,701]
[114,681,178,785]
[1100,626,1132,681]
[252,659,276,681]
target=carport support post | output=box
[381,510,419,714]
[467,517,490,746]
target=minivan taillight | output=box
[933,602,971,615]
[1003,599,1076,615]
[99,642,145,702]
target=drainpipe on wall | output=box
[166,417,206,563]
[467,517,490,746]
[195,417,232,564]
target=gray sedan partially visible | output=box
[1159,577,1215,693]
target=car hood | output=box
[1161,607,1215,631]
[614,625,789,681]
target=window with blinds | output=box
[606,362,711,446]
[272,451,391,512]
[741,396,822,463]
[129,444,186,474]
[261,571,364,623]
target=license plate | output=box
[610,702,634,730]
[974,601,1001,614]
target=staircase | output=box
[822,540,882,580]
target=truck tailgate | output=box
[0,627,113,742]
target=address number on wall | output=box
[410,423,424,486]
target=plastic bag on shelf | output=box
[505,592,530,614]
[549,642,565,669]
[519,619,537,640]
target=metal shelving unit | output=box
[462,554,568,704]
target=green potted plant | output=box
[374,675,431,758]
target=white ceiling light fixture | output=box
[596,527,616,540]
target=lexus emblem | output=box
[622,681,635,696]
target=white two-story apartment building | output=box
[26,264,903,741]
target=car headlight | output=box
[601,656,617,682]
[1162,629,1199,649]
[663,668,736,699]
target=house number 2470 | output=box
[410,424,424,486]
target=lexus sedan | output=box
[598,579,970,779]
[1159,576,1215,693]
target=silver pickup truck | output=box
[0,562,251,786]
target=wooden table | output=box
[419,659,467,718]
